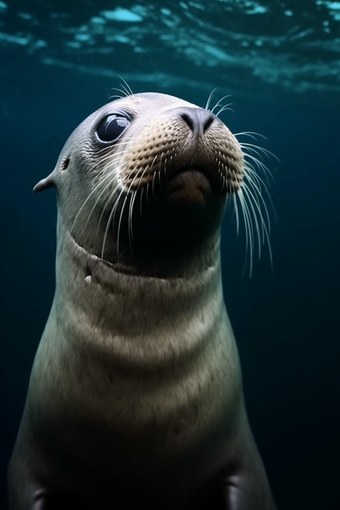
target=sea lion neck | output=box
[58,208,221,280]
[54,215,223,340]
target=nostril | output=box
[201,111,215,133]
[180,112,195,132]
[180,108,216,136]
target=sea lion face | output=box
[36,93,245,272]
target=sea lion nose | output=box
[179,107,217,137]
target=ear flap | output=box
[33,171,56,193]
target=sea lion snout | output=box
[120,103,244,197]
[172,106,217,138]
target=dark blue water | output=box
[1,1,340,509]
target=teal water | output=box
[1,1,339,509]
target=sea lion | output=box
[8,92,277,510]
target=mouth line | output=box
[68,227,193,281]
[166,165,224,195]
[68,228,143,278]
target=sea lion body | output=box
[8,93,277,509]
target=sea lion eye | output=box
[96,114,130,142]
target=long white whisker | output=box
[243,182,273,270]
[111,87,129,98]
[244,175,265,243]
[233,193,240,237]
[234,131,267,140]
[205,88,217,110]
[126,167,144,255]
[232,125,278,274]
[96,176,123,238]
[244,167,273,233]
[117,75,134,96]
[108,93,126,100]
[211,94,232,114]
[116,194,129,262]
[137,164,153,219]
[139,188,144,218]
[104,163,141,261]
[240,144,271,161]
[84,175,119,236]
[101,184,126,259]
[129,190,137,246]
[146,182,150,209]
[70,165,117,235]
[71,140,139,240]
[237,189,252,277]
[152,170,157,199]
[243,152,274,181]
[215,104,234,117]
[242,183,262,261]
[238,190,250,261]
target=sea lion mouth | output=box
[169,165,224,193]
[165,165,227,203]
[164,169,215,207]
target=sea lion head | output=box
[34,92,245,276]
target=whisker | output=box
[242,191,255,277]
[205,88,217,110]
[234,131,267,140]
[152,172,157,199]
[237,189,253,277]
[93,161,132,232]
[244,165,275,229]
[243,175,266,244]
[116,194,129,262]
[211,94,232,115]
[243,152,274,181]
[146,182,150,209]
[242,181,273,270]
[94,177,122,239]
[139,188,144,218]
[241,183,262,261]
[117,75,134,96]
[233,124,278,276]
[158,152,165,183]
[70,166,116,235]
[111,87,129,98]
[215,104,234,117]
[149,155,159,192]
[233,193,240,237]
[128,190,137,248]
[163,157,168,188]
[240,142,279,162]
[97,178,122,239]
[70,140,142,240]
[101,184,126,260]
[136,164,153,219]
[83,174,119,236]
[126,167,144,256]
[108,93,126,101]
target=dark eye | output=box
[96,114,130,142]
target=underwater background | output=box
[1,0,339,508]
